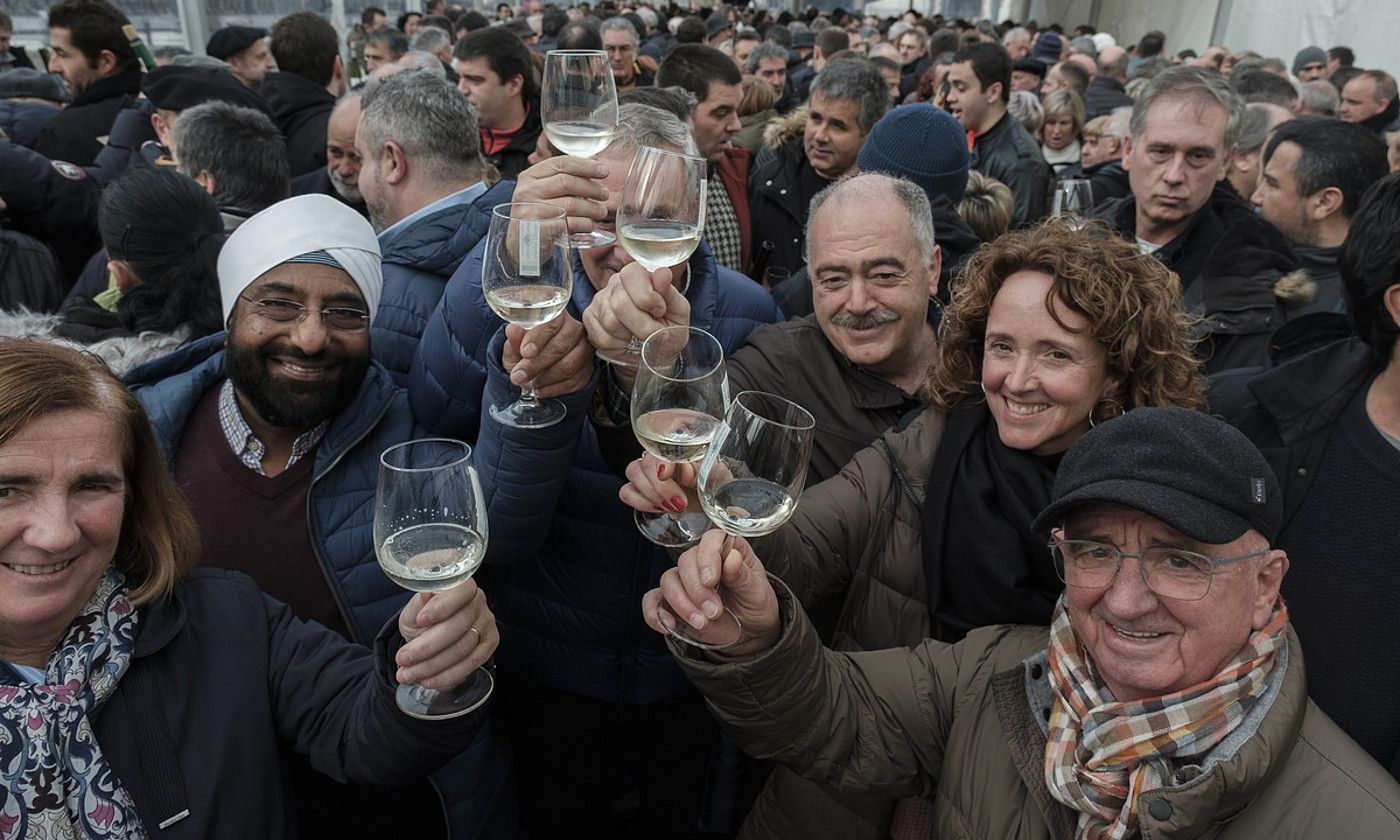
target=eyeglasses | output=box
[1049,539,1268,601]
[240,295,370,332]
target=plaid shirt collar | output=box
[217,379,327,476]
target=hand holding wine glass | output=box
[642,529,782,656]
[631,325,727,548]
[581,261,691,386]
[376,438,493,719]
[483,201,573,429]
[541,49,619,247]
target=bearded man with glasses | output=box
[644,406,1400,838]
[125,193,525,839]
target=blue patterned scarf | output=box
[0,567,147,838]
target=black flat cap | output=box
[791,30,815,48]
[0,68,67,103]
[1031,407,1282,544]
[705,14,731,38]
[206,25,266,60]
[141,65,272,115]
[1013,58,1048,78]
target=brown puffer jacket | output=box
[684,584,1400,840]
[739,408,945,838]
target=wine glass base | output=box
[657,603,743,650]
[396,666,494,720]
[490,397,567,429]
[595,347,640,367]
[635,508,711,548]
[569,230,617,249]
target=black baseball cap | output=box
[1032,407,1282,544]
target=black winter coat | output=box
[0,99,60,148]
[1082,75,1134,120]
[88,568,485,838]
[0,138,102,282]
[747,138,814,276]
[261,71,335,177]
[970,112,1053,227]
[484,99,541,181]
[33,68,142,166]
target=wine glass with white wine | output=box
[483,201,572,429]
[599,144,707,366]
[631,325,728,548]
[697,391,814,538]
[375,438,491,719]
[541,49,619,248]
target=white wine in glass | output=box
[375,438,493,719]
[483,201,573,429]
[698,391,814,540]
[541,49,619,247]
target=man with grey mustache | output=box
[585,171,941,485]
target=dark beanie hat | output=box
[0,68,67,103]
[1032,407,1282,544]
[857,104,970,204]
[205,25,266,60]
[1032,32,1063,64]
[141,65,272,116]
[1292,45,1327,75]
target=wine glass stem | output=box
[519,380,539,405]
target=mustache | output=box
[830,308,901,330]
[261,340,350,366]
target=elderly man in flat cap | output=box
[206,24,275,88]
[648,407,1400,839]
[124,193,557,838]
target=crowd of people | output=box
[1,1,1399,838]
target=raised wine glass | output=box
[483,201,572,429]
[1052,178,1093,220]
[697,391,814,539]
[631,325,728,548]
[541,49,619,248]
[374,438,491,719]
[599,144,708,366]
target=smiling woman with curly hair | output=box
[614,217,1210,834]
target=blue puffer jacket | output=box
[413,239,779,704]
[124,334,508,840]
[374,179,516,386]
[0,100,60,148]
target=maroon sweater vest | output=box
[173,385,351,639]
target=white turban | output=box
[217,194,383,325]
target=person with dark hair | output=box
[1211,173,1400,781]
[556,19,602,51]
[1043,57,1089,98]
[347,5,388,79]
[175,100,291,228]
[656,43,752,273]
[1251,117,1389,315]
[205,25,274,89]
[364,25,408,73]
[675,15,706,44]
[452,26,540,179]
[788,25,849,101]
[1327,45,1354,78]
[535,4,568,52]
[1,167,225,373]
[397,10,422,36]
[945,42,1052,226]
[263,11,347,177]
[0,68,65,147]
[1234,69,1299,110]
[36,0,141,166]
[454,9,488,38]
[0,10,38,71]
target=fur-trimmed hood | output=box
[0,308,190,375]
[762,106,807,150]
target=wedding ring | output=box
[469,626,481,640]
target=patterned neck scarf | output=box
[0,567,148,839]
[1042,597,1288,840]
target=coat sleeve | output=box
[674,578,960,798]
[263,588,484,786]
[475,327,601,565]
[1004,157,1053,227]
[752,432,898,609]
[407,242,496,442]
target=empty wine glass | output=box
[697,391,814,539]
[598,144,708,366]
[631,325,728,548]
[483,201,572,429]
[541,49,619,248]
[1052,178,1093,219]
[375,438,491,719]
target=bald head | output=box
[1099,45,1128,81]
[1068,53,1097,80]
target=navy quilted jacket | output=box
[414,240,778,704]
[373,179,516,386]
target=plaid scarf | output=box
[1042,597,1288,840]
[704,169,744,272]
[0,568,147,839]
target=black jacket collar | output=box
[70,67,143,108]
